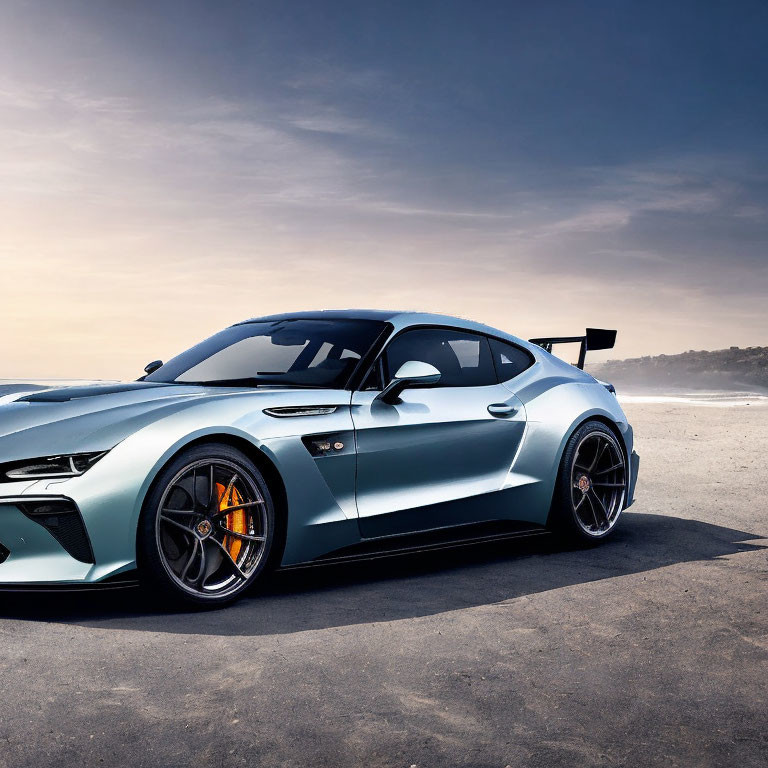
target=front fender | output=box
[22,390,355,581]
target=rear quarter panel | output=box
[500,354,633,526]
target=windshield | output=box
[145,319,387,388]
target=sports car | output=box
[0,310,639,605]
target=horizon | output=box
[2,1,767,380]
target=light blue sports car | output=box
[0,311,638,605]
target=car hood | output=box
[0,381,264,463]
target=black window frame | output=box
[344,322,394,390]
[358,324,525,391]
[488,336,536,384]
[355,324,537,392]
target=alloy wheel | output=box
[155,458,269,599]
[570,430,626,536]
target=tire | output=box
[548,420,627,544]
[137,443,276,607]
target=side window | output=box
[489,338,534,383]
[384,328,496,387]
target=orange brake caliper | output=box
[215,482,247,561]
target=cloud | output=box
[540,206,631,235]
[0,78,378,215]
[1,20,767,380]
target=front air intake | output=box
[17,498,95,564]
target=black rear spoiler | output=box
[528,328,616,370]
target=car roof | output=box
[242,309,400,323]
[239,310,532,349]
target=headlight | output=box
[2,451,108,480]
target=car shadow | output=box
[0,512,764,636]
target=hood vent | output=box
[19,382,171,403]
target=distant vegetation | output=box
[588,345,768,392]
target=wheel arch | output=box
[557,413,629,474]
[545,412,630,536]
[577,415,626,459]
[135,432,289,570]
[545,412,628,521]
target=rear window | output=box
[489,338,534,382]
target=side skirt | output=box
[0,574,139,592]
[280,519,549,570]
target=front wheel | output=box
[548,421,627,543]
[138,444,276,606]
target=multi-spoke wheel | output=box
[138,444,276,605]
[549,421,627,543]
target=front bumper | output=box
[0,481,138,585]
[0,496,93,583]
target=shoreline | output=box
[617,391,768,407]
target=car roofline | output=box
[234,309,532,350]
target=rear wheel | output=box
[548,421,627,543]
[138,444,275,606]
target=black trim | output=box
[301,431,354,457]
[345,322,394,391]
[529,329,616,370]
[489,337,535,384]
[282,520,548,569]
[16,497,95,564]
[0,577,139,592]
[18,382,169,403]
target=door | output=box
[351,327,527,538]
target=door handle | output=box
[487,403,517,417]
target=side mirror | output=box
[377,361,441,405]
[144,360,163,375]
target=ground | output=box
[0,402,766,768]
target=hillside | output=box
[588,345,768,392]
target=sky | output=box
[1,0,767,379]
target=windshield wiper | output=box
[177,377,324,389]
